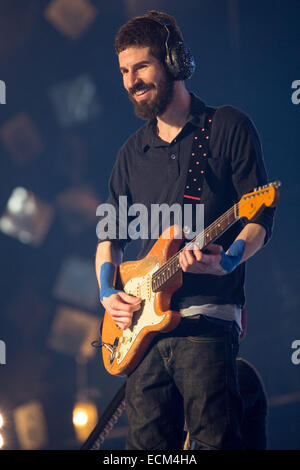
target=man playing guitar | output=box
[95,10,276,450]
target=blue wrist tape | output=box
[220,239,246,274]
[100,262,120,300]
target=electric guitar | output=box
[101,181,280,376]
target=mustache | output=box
[129,82,154,96]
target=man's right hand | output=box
[101,292,142,330]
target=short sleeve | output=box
[229,114,275,244]
[96,147,133,251]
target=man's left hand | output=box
[179,243,226,275]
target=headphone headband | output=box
[148,16,196,81]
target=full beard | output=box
[128,75,175,121]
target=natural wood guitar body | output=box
[101,226,184,376]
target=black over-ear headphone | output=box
[149,16,196,81]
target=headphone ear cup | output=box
[166,42,196,81]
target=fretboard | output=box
[151,203,239,292]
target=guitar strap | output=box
[183,107,216,204]
[182,108,248,332]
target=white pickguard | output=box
[117,263,166,365]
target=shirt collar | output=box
[141,92,206,152]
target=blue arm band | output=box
[220,239,246,274]
[100,262,120,300]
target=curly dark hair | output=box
[114,10,184,64]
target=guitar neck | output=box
[152,203,240,292]
[152,179,281,292]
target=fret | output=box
[234,203,238,218]
[171,260,177,277]
[205,231,211,243]
[152,205,241,292]
[151,183,281,293]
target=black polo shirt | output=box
[97,93,275,309]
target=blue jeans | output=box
[125,315,243,450]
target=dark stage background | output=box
[0,0,299,450]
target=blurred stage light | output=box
[48,306,99,359]
[53,255,99,311]
[44,0,98,40]
[49,74,101,127]
[13,401,48,450]
[0,112,44,165]
[0,413,4,450]
[0,187,54,246]
[72,400,98,442]
[73,408,88,426]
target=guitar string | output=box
[153,183,278,284]
[158,182,278,272]
[152,185,277,287]
[152,203,238,284]
[156,193,267,276]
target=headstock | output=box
[238,181,281,220]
